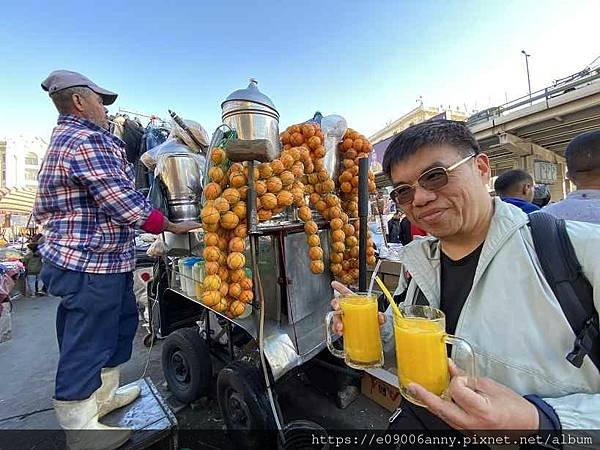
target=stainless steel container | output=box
[221,79,281,156]
[157,153,203,222]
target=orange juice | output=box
[340,295,383,367]
[394,315,449,403]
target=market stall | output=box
[146,80,381,448]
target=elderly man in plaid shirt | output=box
[34,70,199,450]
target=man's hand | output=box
[165,220,202,234]
[330,281,386,336]
[408,360,539,432]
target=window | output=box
[25,152,38,166]
[24,169,38,181]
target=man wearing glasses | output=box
[331,120,599,438]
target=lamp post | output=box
[521,50,532,105]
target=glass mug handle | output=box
[444,334,477,389]
[325,310,345,359]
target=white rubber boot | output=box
[97,367,141,419]
[54,393,131,450]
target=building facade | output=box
[1,136,47,188]
[369,105,468,173]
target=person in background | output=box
[544,130,600,224]
[493,169,540,213]
[398,215,428,245]
[532,184,551,208]
[387,210,404,243]
[35,70,199,450]
[22,242,43,296]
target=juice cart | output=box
[148,80,376,449]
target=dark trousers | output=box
[41,264,138,401]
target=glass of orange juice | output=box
[325,293,383,369]
[393,305,476,407]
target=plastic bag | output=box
[140,138,191,170]
[147,177,170,216]
[147,235,169,257]
[319,114,348,179]
[170,118,209,153]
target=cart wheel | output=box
[161,327,212,403]
[217,360,276,449]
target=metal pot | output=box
[221,79,281,156]
[157,153,203,222]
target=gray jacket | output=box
[382,198,600,429]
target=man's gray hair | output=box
[50,86,93,114]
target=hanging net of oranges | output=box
[198,121,378,317]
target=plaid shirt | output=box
[34,115,154,273]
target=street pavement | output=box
[0,294,388,446]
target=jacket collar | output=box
[57,114,125,147]
[398,198,529,302]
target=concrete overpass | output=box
[468,67,600,200]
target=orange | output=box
[281,154,294,170]
[330,252,343,264]
[331,263,343,275]
[223,188,241,204]
[204,182,222,200]
[213,197,230,213]
[258,209,272,221]
[271,159,285,174]
[266,177,283,193]
[302,123,316,138]
[330,218,343,230]
[314,145,326,159]
[310,260,324,274]
[202,290,221,307]
[204,232,219,247]
[298,206,312,222]
[234,224,248,239]
[203,274,221,291]
[307,136,321,150]
[227,252,246,270]
[209,166,225,183]
[332,241,345,253]
[229,282,242,298]
[201,206,220,225]
[239,290,254,304]
[277,190,294,207]
[211,148,225,164]
[292,162,304,178]
[220,211,240,230]
[203,246,221,262]
[258,163,273,179]
[229,237,246,253]
[281,131,291,145]
[229,300,246,317]
[291,132,304,146]
[260,193,278,210]
[307,234,320,247]
[309,247,323,261]
[304,221,318,235]
[230,172,247,188]
[229,269,245,283]
[280,171,294,186]
[341,138,353,151]
[232,201,247,220]
[240,277,253,291]
[255,180,267,196]
[346,236,358,248]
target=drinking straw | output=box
[375,276,403,318]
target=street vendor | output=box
[34,70,200,450]
[331,120,600,440]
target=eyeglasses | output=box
[390,154,475,206]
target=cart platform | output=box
[0,378,178,450]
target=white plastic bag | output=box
[170,119,209,152]
[147,235,169,257]
[140,138,190,170]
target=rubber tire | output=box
[217,360,276,449]
[161,327,212,403]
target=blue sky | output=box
[1,0,599,139]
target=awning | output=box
[0,187,37,215]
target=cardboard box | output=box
[361,367,401,412]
